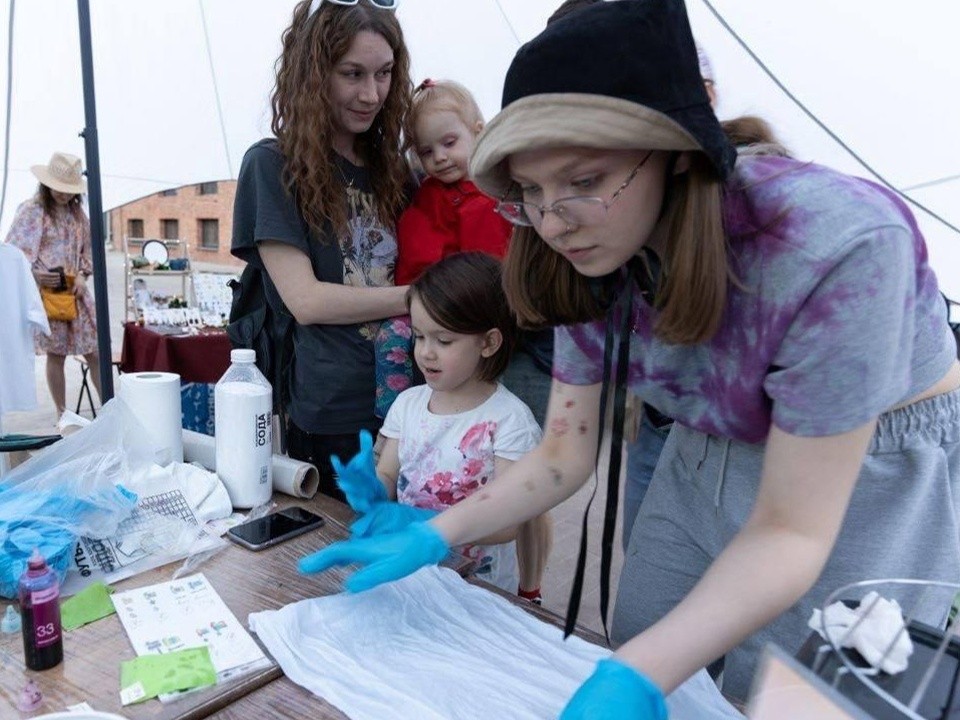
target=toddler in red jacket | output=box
[376,79,512,418]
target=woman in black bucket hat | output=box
[301,1,960,715]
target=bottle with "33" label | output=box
[18,549,63,671]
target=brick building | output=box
[107,180,242,268]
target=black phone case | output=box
[226,509,325,551]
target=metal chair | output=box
[74,353,123,418]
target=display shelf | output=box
[124,237,192,321]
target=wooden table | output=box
[0,494,603,719]
[0,494,353,719]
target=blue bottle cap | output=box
[1,605,21,634]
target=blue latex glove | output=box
[350,501,438,538]
[331,430,387,514]
[298,521,449,593]
[560,658,667,720]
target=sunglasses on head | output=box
[309,0,400,13]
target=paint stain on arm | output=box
[548,418,570,437]
[548,466,563,487]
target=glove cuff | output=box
[597,658,668,720]
[410,520,451,562]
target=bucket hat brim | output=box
[30,164,87,195]
[470,93,703,200]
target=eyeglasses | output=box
[309,0,400,13]
[495,151,654,228]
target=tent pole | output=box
[77,0,114,402]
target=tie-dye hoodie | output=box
[552,155,955,443]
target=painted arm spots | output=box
[548,466,564,487]
[548,418,570,437]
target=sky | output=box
[1,0,957,297]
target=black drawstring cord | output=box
[564,257,652,642]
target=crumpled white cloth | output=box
[127,460,234,522]
[249,566,744,720]
[808,591,914,674]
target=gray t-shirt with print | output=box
[232,139,397,434]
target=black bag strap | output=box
[564,252,660,642]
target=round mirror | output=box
[141,239,169,265]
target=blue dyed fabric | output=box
[0,484,138,598]
[181,382,216,435]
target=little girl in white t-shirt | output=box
[344,252,541,592]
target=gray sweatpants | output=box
[612,388,960,701]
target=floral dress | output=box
[5,196,98,355]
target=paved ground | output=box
[4,248,626,635]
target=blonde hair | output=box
[503,152,731,345]
[407,79,484,151]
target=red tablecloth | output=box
[120,322,232,383]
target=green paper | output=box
[61,582,116,631]
[119,647,217,705]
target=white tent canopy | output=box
[1,0,958,295]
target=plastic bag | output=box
[64,460,232,595]
[0,399,153,598]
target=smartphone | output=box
[227,506,325,551]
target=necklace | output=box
[334,158,355,190]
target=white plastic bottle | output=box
[215,349,273,509]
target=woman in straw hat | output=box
[6,151,101,418]
[299,1,960,715]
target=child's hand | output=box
[332,430,387,514]
[298,521,449,592]
[560,658,666,720]
[351,502,438,538]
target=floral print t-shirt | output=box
[379,383,542,592]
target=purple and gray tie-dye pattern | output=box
[552,156,955,443]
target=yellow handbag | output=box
[40,274,78,322]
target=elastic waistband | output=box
[871,386,960,453]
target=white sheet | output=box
[0,243,49,417]
[249,566,743,720]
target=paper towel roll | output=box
[182,429,320,499]
[118,372,183,465]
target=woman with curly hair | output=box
[231,0,413,500]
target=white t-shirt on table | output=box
[380,383,542,592]
[0,244,50,417]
